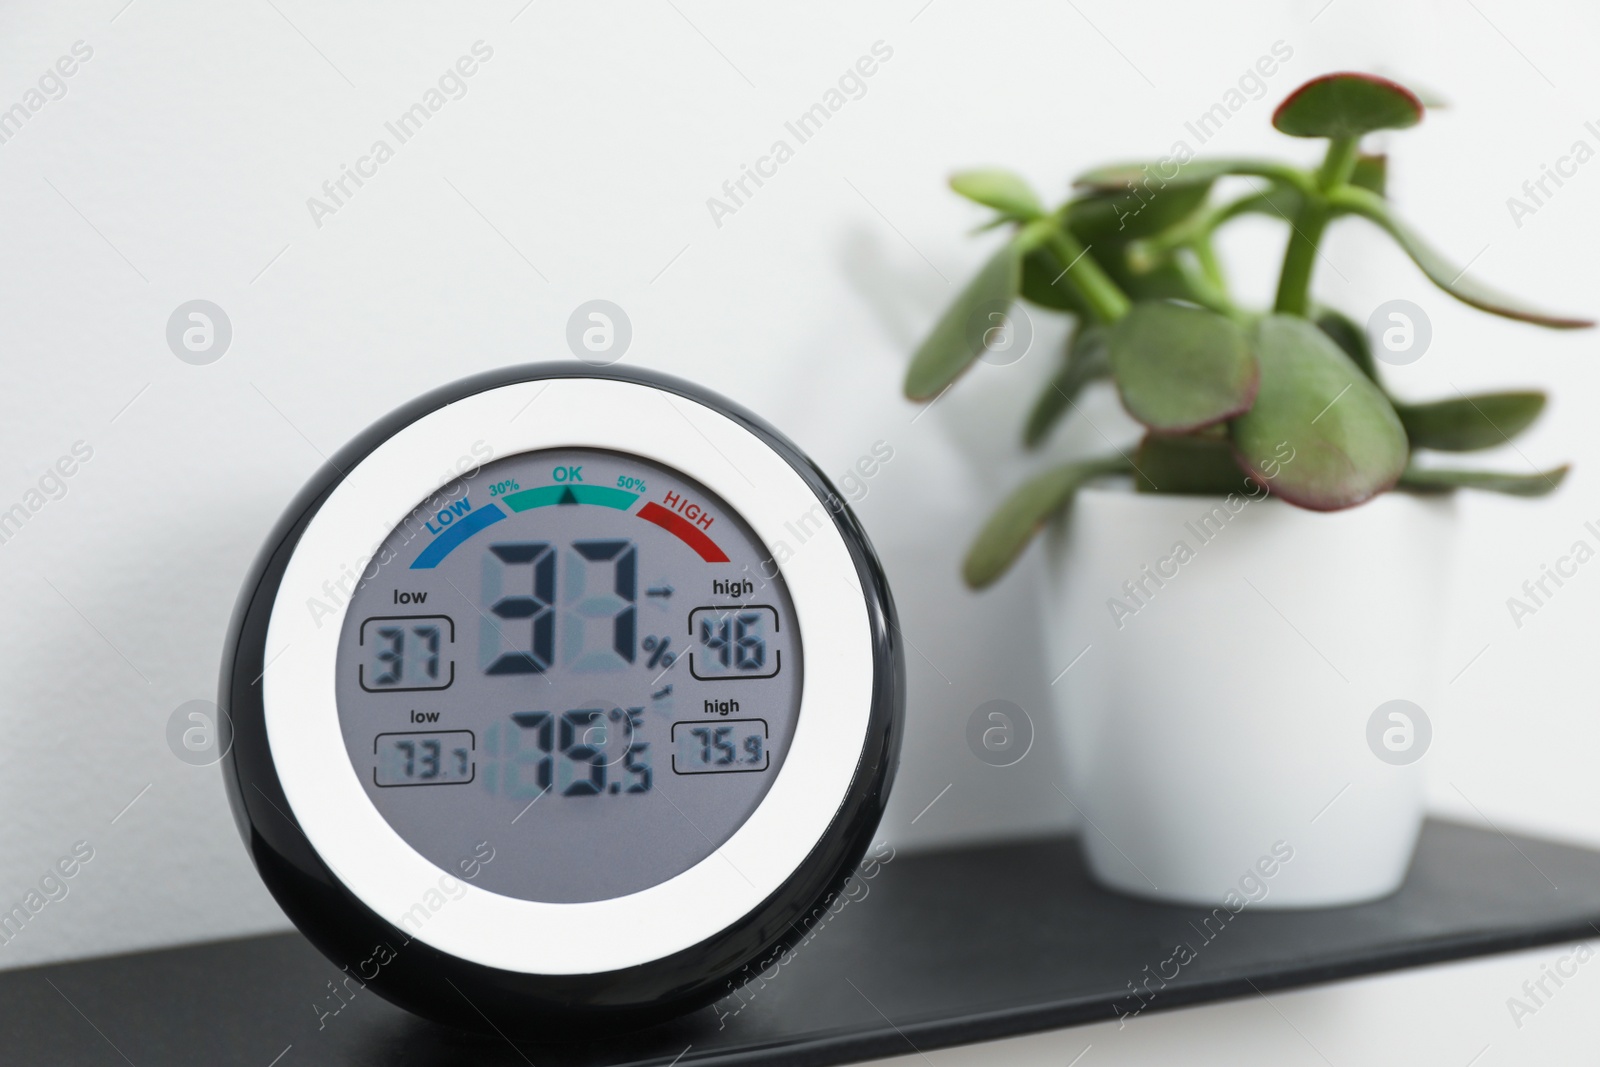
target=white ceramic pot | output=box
[1041,485,1457,908]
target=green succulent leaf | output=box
[1066,183,1213,242]
[1134,431,1255,495]
[1073,157,1313,197]
[905,239,1023,401]
[963,456,1131,589]
[1272,72,1423,138]
[1229,314,1408,510]
[1109,302,1258,433]
[1019,246,1090,313]
[1313,307,1379,381]
[1331,186,1594,328]
[1396,392,1547,452]
[1024,325,1110,448]
[1102,251,1214,306]
[950,169,1046,221]
[1398,464,1568,497]
[1062,181,1236,309]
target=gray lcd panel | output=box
[334,448,804,904]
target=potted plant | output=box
[906,73,1591,907]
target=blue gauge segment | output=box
[411,503,506,569]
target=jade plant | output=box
[905,72,1591,589]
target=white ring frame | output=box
[262,377,875,975]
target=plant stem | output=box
[1316,135,1360,191]
[1273,137,1357,316]
[1046,224,1131,323]
[1139,186,1298,268]
[1169,252,1239,318]
[1193,237,1227,292]
[1216,160,1318,199]
[1272,203,1328,316]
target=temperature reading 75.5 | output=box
[480,707,652,801]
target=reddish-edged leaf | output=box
[1109,302,1258,433]
[1273,72,1423,138]
[964,456,1131,588]
[1229,314,1407,510]
[1399,464,1568,497]
[1024,324,1110,447]
[1333,186,1594,328]
[1396,392,1546,451]
[905,240,1022,400]
[1134,431,1255,495]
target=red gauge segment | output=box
[636,502,730,563]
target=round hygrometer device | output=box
[220,364,902,1032]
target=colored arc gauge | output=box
[219,364,903,1034]
[410,475,731,570]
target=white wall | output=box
[1,2,1597,1039]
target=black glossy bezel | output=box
[218,363,904,1034]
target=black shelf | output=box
[11,819,1600,1066]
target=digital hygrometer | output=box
[219,364,902,1032]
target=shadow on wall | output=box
[826,225,1103,852]
[0,493,295,969]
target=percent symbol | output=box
[643,636,676,669]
